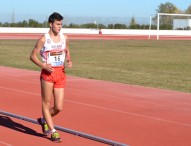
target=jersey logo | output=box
[47,39,51,44]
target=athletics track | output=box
[1,33,191,40]
[0,34,191,146]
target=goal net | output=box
[149,13,191,40]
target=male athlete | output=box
[30,12,72,142]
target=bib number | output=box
[48,51,65,66]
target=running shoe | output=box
[51,132,62,143]
[37,118,50,136]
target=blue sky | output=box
[0,0,191,22]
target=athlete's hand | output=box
[67,60,72,68]
[42,64,54,73]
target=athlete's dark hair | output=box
[48,12,63,23]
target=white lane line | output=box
[1,86,191,127]
[67,100,191,127]
[0,140,12,146]
[0,86,39,96]
[1,85,191,112]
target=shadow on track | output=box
[0,116,46,138]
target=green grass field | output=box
[0,39,191,93]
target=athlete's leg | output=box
[50,88,65,117]
[41,78,55,131]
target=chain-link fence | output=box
[0,12,151,28]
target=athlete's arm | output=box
[65,35,72,68]
[30,36,54,72]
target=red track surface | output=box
[1,33,191,40]
[1,66,191,146]
[1,33,191,146]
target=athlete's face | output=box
[50,20,62,34]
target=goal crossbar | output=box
[158,13,191,17]
[149,13,191,40]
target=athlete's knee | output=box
[54,105,63,113]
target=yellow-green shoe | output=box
[51,132,61,143]
[37,118,50,136]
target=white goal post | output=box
[149,13,191,40]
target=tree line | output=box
[0,2,191,29]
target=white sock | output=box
[51,129,56,134]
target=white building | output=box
[173,19,191,30]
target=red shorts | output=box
[40,67,66,88]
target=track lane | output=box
[1,66,191,145]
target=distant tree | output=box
[139,24,150,29]
[130,16,136,25]
[17,20,28,27]
[185,5,191,14]
[10,23,17,27]
[154,2,181,29]
[129,16,137,29]
[2,22,10,27]
[98,23,106,29]
[42,20,48,28]
[3,2,191,30]
[114,23,127,29]
[28,19,41,27]
[108,24,114,29]
[156,2,180,13]
[68,23,80,28]
[82,23,97,28]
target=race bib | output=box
[47,51,65,67]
